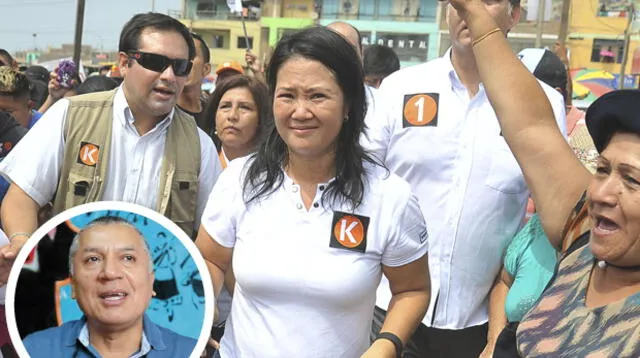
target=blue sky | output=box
[0,0,182,54]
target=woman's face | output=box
[273,57,347,159]
[215,86,260,152]
[588,132,640,266]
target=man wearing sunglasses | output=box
[0,13,222,279]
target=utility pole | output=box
[619,3,635,89]
[72,0,86,68]
[558,0,571,47]
[535,0,548,47]
[151,0,155,12]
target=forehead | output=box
[78,224,146,252]
[276,57,337,85]
[137,28,189,59]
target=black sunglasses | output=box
[127,51,193,77]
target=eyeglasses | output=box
[127,51,193,77]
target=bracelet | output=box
[472,28,502,47]
[376,332,403,358]
[9,232,31,241]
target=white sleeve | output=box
[196,128,222,229]
[381,187,429,267]
[542,82,568,138]
[361,83,392,163]
[200,160,244,248]
[0,99,69,206]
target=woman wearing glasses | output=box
[195,26,430,357]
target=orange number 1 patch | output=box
[402,93,439,128]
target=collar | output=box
[64,314,167,354]
[114,85,174,134]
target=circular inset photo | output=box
[5,201,214,358]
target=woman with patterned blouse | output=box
[446,0,640,356]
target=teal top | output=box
[504,214,558,322]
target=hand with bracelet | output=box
[361,332,402,358]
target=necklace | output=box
[596,260,640,271]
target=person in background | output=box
[0,67,41,129]
[196,26,430,357]
[0,111,27,205]
[362,0,566,355]
[202,74,271,168]
[74,76,119,96]
[214,61,243,85]
[37,68,79,114]
[243,50,265,83]
[178,32,212,123]
[364,45,400,89]
[0,50,17,70]
[24,66,50,84]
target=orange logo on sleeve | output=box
[402,93,439,128]
[77,142,100,167]
[330,212,370,253]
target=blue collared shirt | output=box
[23,314,197,358]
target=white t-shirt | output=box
[0,87,222,228]
[201,157,428,358]
[0,229,7,304]
[363,49,567,330]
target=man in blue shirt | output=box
[22,216,196,357]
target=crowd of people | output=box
[0,0,637,356]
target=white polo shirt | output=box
[202,156,428,358]
[0,87,222,228]
[364,49,566,330]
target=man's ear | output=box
[27,99,36,111]
[70,278,76,299]
[203,63,212,78]
[118,52,129,76]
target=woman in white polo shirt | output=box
[196,26,430,358]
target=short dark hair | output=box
[364,45,400,81]
[25,65,50,83]
[119,12,195,61]
[0,66,30,99]
[191,32,211,64]
[76,75,119,95]
[0,49,14,67]
[29,79,48,108]
[244,26,381,210]
[202,75,271,152]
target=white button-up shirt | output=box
[0,87,222,228]
[364,49,566,329]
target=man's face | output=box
[447,0,520,49]
[119,28,190,121]
[0,95,31,128]
[71,223,154,331]
[185,38,211,89]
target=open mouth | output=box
[99,291,128,303]
[153,88,175,97]
[594,215,620,235]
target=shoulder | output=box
[153,324,197,352]
[196,127,215,151]
[23,319,82,348]
[381,60,441,89]
[365,165,412,205]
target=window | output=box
[591,39,624,64]
[196,1,214,12]
[209,30,230,49]
[238,37,254,49]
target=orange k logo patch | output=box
[77,142,100,167]
[402,93,439,128]
[330,212,369,253]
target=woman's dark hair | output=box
[119,12,195,61]
[201,74,271,152]
[244,26,380,211]
[75,75,119,95]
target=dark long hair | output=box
[201,74,271,152]
[243,26,381,211]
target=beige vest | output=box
[52,89,201,237]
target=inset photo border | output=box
[5,201,214,358]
